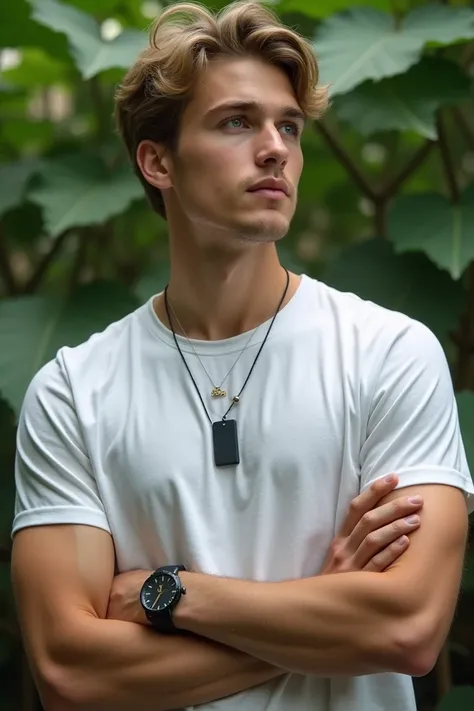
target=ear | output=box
[136,140,173,191]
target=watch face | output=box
[142,572,178,612]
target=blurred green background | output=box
[1,0,474,708]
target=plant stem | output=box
[0,225,18,295]
[314,121,378,202]
[436,113,460,204]
[382,140,434,199]
[68,231,88,296]
[452,107,474,152]
[89,75,110,143]
[24,229,72,294]
[374,200,387,239]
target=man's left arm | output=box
[175,319,474,678]
[174,484,468,678]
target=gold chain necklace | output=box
[167,300,261,399]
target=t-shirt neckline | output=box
[143,273,310,356]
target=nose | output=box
[255,124,289,170]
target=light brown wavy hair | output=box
[115,0,328,219]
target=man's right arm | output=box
[12,523,283,711]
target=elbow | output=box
[390,617,440,678]
[37,657,97,710]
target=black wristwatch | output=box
[140,565,187,633]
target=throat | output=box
[155,272,300,342]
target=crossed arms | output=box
[12,480,468,711]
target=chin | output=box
[236,212,291,244]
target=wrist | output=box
[173,570,207,632]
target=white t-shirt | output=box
[13,274,474,711]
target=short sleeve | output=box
[12,358,111,537]
[360,319,474,514]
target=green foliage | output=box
[0,282,139,413]
[323,238,466,342]
[29,154,144,236]
[315,5,474,95]
[1,0,474,706]
[333,57,472,139]
[388,185,474,280]
[30,0,148,78]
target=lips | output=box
[248,178,289,196]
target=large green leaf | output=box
[62,0,127,15]
[333,57,471,139]
[28,155,145,237]
[0,281,139,416]
[436,687,474,711]
[388,184,474,280]
[315,5,474,96]
[0,160,42,217]
[29,0,148,78]
[323,238,465,343]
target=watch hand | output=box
[152,585,164,608]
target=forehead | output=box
[184,56,301,121]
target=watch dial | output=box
[142,573,178,611]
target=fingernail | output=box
[405,515,419,525]
[384,475,394,483]
[409,496,422,504]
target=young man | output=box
[11,2,473,710]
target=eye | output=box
[281,122,300,138]
[222,116,248,129]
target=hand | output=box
[107,569,151,625]
[320,474,423,575]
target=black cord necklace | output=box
[164,268,290,467]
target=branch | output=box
[0,224,18,295]
[436,114,460,204]
[89,75,111,142]
[374,201,387,239]
[381,139,435,199]
[68,230,88,296]
[452,107,474,152]
[24,229,72,294]
[313,121,378,202]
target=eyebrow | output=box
[206,100,307,125]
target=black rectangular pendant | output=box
[212,419,240,467]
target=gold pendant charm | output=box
[211,387,227,398]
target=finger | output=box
[364,536,410,572]
[338,474,399,539]
[351,515,420,569]
[347,496,423,554]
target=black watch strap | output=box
[160,565,186,574]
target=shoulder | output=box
[307,276,442,366]
[22,300,151,416]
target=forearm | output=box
[175,571,417,677]
[44,616,284,711]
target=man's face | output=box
[165,56,305,245]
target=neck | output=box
[155,242,299,341]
